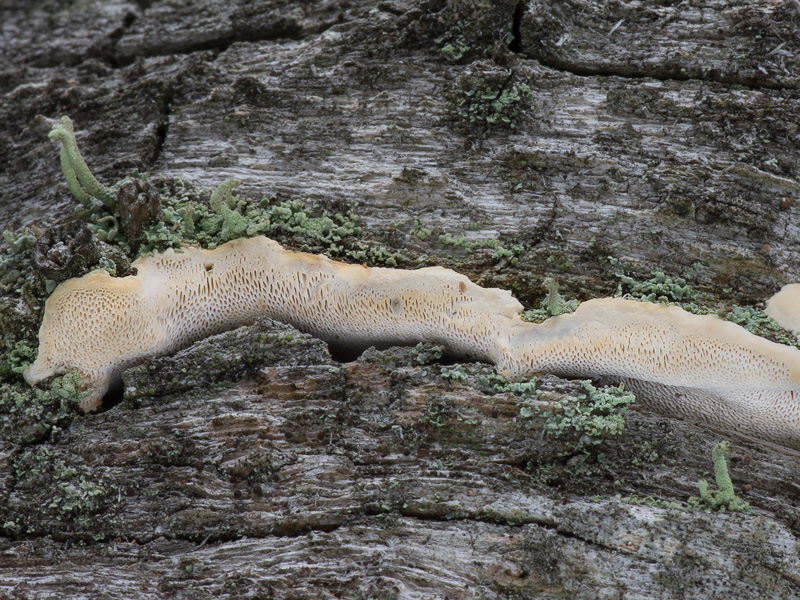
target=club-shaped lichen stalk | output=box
[48,116,116,209]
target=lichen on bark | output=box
[1,0,800,597]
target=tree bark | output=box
[1,0,800,598]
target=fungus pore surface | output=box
[24,236,800,450]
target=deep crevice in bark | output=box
[149,92,173,169]
[509,0,525,54]
[112,19,340,68]
[531,54,794,92]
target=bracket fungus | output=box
[766,284,800,339]
[23,236,800,449]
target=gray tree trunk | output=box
[1,0,800,598]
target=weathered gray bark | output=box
[1,0,800,598]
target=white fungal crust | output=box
[24,237,522,411]
[23,236,800,449]
[765,284,800,337]
[501,299,800,449]
[502,299,800,390]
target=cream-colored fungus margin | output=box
[766,283,800,338]
[24,236,800,449]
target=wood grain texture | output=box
[1,0,800,597]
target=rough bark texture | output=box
[1,0,800,598]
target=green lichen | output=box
[610,257,699,304]
[0,230,46,377]
[689,441,751,513]
[41,117,382,263]
[522,278,580,322]
[541,279,578,316]
[423,403,447,428]
[411,219,432,240]
[12,445,111,532]
[0,371,88,445]
[0,230,38,300]
[440,365,468,381]
[48,116,116,209]
[438,232,523,265]
[2,230,36,253]
[722,304,800,349]
[609,258,800,347]
[2,339,36,376]
[209,179,248,241]
[35,118,418,287]
[489,374,538,398]
[46,117,138,252]
[411,342,444,365]
[435,32,472,61]
[94,215,119,243]
[457,72,534,129]
[341,241,402,267]
[537,381,635,452]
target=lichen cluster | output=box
[456,70,533,129]
[43,117,405,267]
[0,231,45,382]
[4,443,110,537]
[610,257,800,349]
[522,278,580,323]
[535,381,635,452]
[0,371,89,445]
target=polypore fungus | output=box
[502,299,800,449]
[765,284,800,338]
[23,236,800,450]
[24,236,522,412]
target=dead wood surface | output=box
[1,1,800,598]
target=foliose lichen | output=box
[609,257,800,348]
[456,70,534,129]
[0,371,89,445]
[535,381,635,452]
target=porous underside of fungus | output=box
[503,299,800,448]
[24,236,800,449]
[766,283,800,337]
[24,236,522,411]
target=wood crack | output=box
[530,54,796,92]
[149,91,173,170]
[111,16,341,68]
